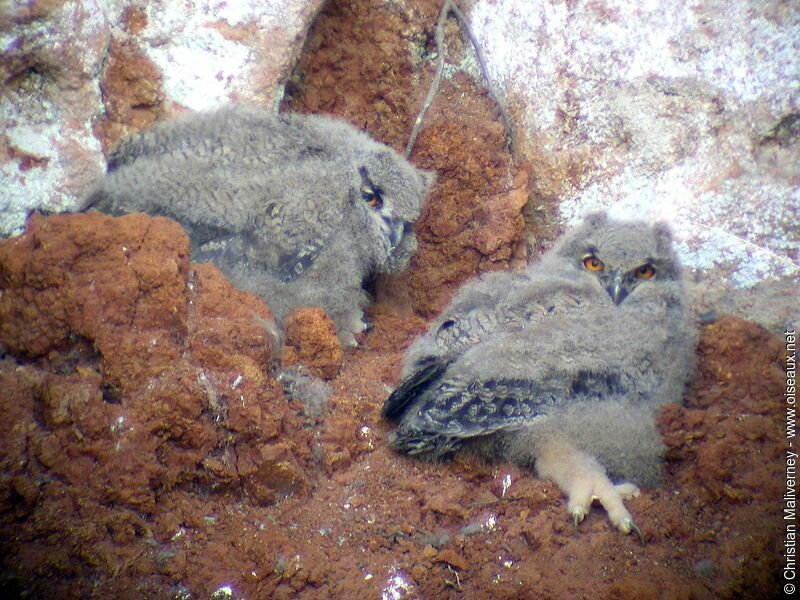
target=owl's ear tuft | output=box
[583,211,609,229]
[653,221,674,254]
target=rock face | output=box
[468,0,799,328]
[0,0,109,232]
[0,0,325,236]
[0,1,792,597]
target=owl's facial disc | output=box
[582,253,657,305]
[359,166,405,254]
[361,182,404,253]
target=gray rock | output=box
[0,0,324,237]
[469,0,799,329]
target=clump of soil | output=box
[282,308,344,380]
[0,213,315,600]
[95,37,165,153]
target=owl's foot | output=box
[337,311,371,348]
[534,438,645,544]
[568,476,644,544]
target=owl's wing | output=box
[387,274,593,424]
[85,147,347,279]
[106,108,306,170]
[386,319,631,455]
[83,159,263,231]
[382,356,450,422]
[388,369,624,455]
[274,244,323,282]
[398,271,596,379]
[193,232,324,283]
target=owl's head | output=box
[551,212,683,305]
[350,147,435,274]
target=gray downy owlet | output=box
[82,106,435,347]
[383,212,697,540]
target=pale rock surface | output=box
[469,0,799,329]
[0,0,324,237]
[1,0,109,235]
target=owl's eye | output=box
[582,255,604,272]
[362,188,383,209]
[635,264,656,280]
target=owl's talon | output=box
[620,518,645,545]
[572,507,585,534]
[338,313,371,347]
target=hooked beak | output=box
[607,271,628,305]
[383,215,404,251]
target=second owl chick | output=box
[83,106,435,346]
[383,212,697,540]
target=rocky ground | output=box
[0,212,787,598]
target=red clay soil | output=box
[0,213,787,599]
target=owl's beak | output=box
[607,271,628,305]
[384,215,404,250]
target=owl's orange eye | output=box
[583,255,604,272]
[635,264,656,280]
[362,189,383,209]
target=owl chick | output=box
[383,212,697,539]
[82,106,435,346]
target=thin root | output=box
[404,0,513,158]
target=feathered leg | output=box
[534,436,644,544]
